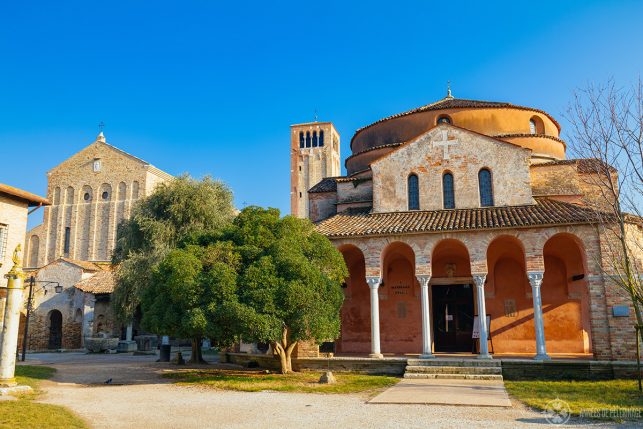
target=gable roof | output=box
[0,183,50,206]
[368,123,530,168]
[75,270,115,294]
[58,258,102,272]
[315,197,604,238]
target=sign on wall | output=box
[472,315,491,339]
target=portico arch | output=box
[431,239,475,352]
[486,235,536,353]
[336,245,370,354]
[380,242,421,354]
[543,233,592,354]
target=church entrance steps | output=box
[404,358,503,381]
[404,372,504,380]
[406,358,501,367]
[404,365,502,375]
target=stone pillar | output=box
[473,274,492,359]
[366,277,383,359]
[126,323,133,342]
[528,271,550,360]
[418,275,434,358]
[0,246,31,393]
[0,296,5,350]
[81,293,96,346]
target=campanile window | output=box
[408,174,419,210]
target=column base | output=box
[534,353,551,361]
[368,353,384,359]
[0,385,32,396]
[477,353,493,360]
[419,354,435,359]
[0,378,18,388]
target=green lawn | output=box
[505,379,643,422]
[0,365,87,429]
[164,368,399,394]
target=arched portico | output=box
[336,245,371,354]
[542,233,592,354]
[379,242,421,354]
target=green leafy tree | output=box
[112,175,236,359]
[142,242,242,363]
[230,207,347,373]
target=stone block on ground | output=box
[117,340,138,353]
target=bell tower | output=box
[290,121,340,218]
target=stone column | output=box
[418,275,434,358]
[81,293,96,347]
[473,274,492,359]
[126,323,133,342]
[528,272,550,360]
[0,246,31,393]
[0,296,5,350]
[366,276,383,358]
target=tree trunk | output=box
[189,337,207,364]
[272,327,298,374]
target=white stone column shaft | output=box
[126,323,133,342]
[366,277,383,358]
[528,272,550,360]
[473,274,492,359]
[418,275,434,358]
[81,293,96,347]
[0,269,25,385]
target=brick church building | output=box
[291,90,641,361]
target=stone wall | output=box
[309,192,336,223]
[25,135,171,267]
[371,125,533,212]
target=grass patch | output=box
[505,379,643,422]
[0,365,87,429]
[164,368,399,394]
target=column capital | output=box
[417,275,431,288]
[366,276,381,290]
[527,271,544,288]
[472,273,487,288]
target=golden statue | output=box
[11,244,22,268]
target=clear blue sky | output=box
[1,1,642,227]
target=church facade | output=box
[293,93,641,361]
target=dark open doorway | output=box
[48,310,63,349]
[432,284,474,352]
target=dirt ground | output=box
[22,352,628,429]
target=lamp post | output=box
[20,276,62,362]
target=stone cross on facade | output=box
[433,130,458,160]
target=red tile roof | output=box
[531,158,617,174]
[75,271,115,294]
[315,198,604,238]
[0,183,49,206]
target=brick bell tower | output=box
[290,121,341,218]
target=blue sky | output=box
[1,1,642,227]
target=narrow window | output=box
[312,131,318,147]
[408,174,419,210]
[299,132,305,148]
[442,172,455,209]
[305,132,311,148]
[63,227,71,257]
[529,119,537,134]
[479,168,494,207]
[0,224,8,261]
[437,115,451,124]
[319,130,324,146]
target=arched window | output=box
[442,172,455,209]
[305,131,311,148]
[530,116,544,134]
[312,131,318,147]
[478,168,494,207]
[408,174,419,210]
[437,115,452,125]
[319,130,324,147]
[299,132,305,148]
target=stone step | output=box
[406,359,501,367]
[403,373,504,381]
[404,365,502,375]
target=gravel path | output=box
[24,353,630,429]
